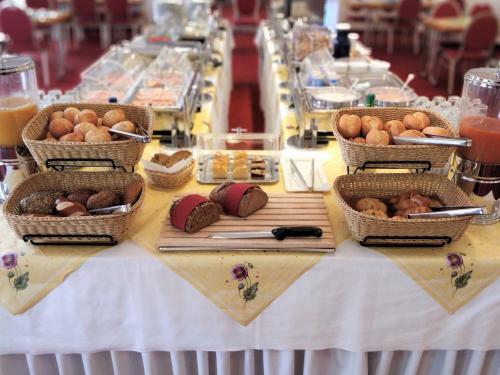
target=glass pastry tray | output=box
[197,154,279,184]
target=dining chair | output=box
[470,3,493,16]
[436,13,498,94]
[381,0,421,54]
[0,6,50,87]
[413,0,461,54]
[105,0,142,42]
[72,0,110,49]
[26,0,54,9]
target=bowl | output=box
[349,61,369,74]
[369,60,391,74]
[367,86,417,107]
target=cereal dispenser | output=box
[450,66,500,224]
[0,55,39,202]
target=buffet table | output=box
[0,22,499,375]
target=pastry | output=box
[151,150,192,168]
[251,169,265,178]
[232,165,249,179]
[232,158,248,168]
[19,190,63,215]
[209,182,268,217]
[399,129,425,138]
[233,151,247,160]
[170,194,223,233]
[213,162,228,179]
[250,162,266,169]
[355,197,387,214]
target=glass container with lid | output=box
[0,55,39,148]
[450,66,500,225]
[457,66,500,165]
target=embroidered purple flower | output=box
[446,253,463,269]
[231,264,248,281]
[1,253,17,270]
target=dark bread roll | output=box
[170,194,223,233]
[209,182,268,217]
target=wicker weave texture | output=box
[333,173,473,242]
[3,171,145,241]
[23,103,154,168]
[331,107,458,168]
[145,161,195,189]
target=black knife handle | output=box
[271,226,323,241]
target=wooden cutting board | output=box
[157,193,335,252]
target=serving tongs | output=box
[408,206,486,219]
[88,204,132,215]
[393,134,471,147]
[108,122,151,143]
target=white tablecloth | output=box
[1,240,499,374]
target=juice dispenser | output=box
[0,55,39,202]
[450,66,500,224]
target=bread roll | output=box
[67,189,96,206]
[59,132,85,142]
[361,209,388,218]
[19,190,63,214]
[86,191,119,210]
[63,107,80,123]
[50,111,64,121]
[366,129,390,145]
[85,128,112,142]
[338,114,361,139]
[210,182,269,217]
[399,129,425,138]
[74,122,97,136]
[49,118,74,139]
[111,120,136,134]
[403,112,429,131]
[349,137,366,144]
[102,109,126,127]
[123,179,142,205]
[422,126,452,137]
[55,201,87,217]
[74,109,98,125]
[361,116,383,137]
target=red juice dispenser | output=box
[451,66,500,224]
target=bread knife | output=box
[209,226,323,240]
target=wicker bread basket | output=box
[3,171,145,243]
[332,107,458,169]
[333,173,474,245]
[144,160,195,189]
[23,103,154,168]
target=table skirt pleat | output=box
[1,349,498,375]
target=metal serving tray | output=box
[197,154,279,184]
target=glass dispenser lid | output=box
[464,67,500,88]
[0,55,34,75]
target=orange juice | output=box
[0,97,38,147]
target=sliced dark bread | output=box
[170,194,223,233]
[209,182,268,217]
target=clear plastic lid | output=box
[292,23,331,61]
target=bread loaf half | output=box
[170,194,223,233]
[209,182,268,217]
